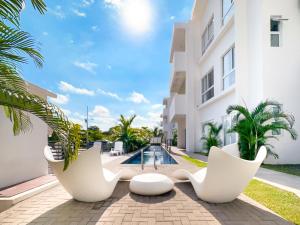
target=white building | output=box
[162,0,300,164]
[0,83,56,189]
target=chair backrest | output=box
[114,141,123,152]
[44,145,111,198]
[222,143,240,157]
[199,145,267,202]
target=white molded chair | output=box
[44,144,122,202]
[110,141,124,155]
[173,144,267,203]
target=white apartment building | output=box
[162,0,300,164]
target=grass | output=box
[182,155,207,168]
[182,155,300,225]
[194,151,208,156]
[244,179,300,225]
[262,164,300,177]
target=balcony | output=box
[170,52,186,94]
[162,107,168,119]
[169,94,186,122]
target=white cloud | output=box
[73,9,86,17]
[97,88,122,101]
[73,61,98,73]
[151,104,163,110]
[90,105,111,118]
[127,91,150,104]
[133,111,161,128]
[49,5,65,19]
[89,105,118,131]
[49,94,69,105]
[170,16,175,20]
[81,0,95,7]
[104,0,123,8]
[91,25,99,31]
[59,81,95,96]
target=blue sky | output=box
[20,0,194,131]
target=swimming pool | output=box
[122,145,177,165]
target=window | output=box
[270,17,281,47]
[201,69,214,103]
[272,105,282,135]
[223,46,235,90]
[222,0,234,24]
[222,115,237,145]
[202,16,214,55]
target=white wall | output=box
[261,0,300,164]
[187,0,237,152]
[0,110,48,189]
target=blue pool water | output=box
[122,145,177,165]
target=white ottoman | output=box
[129,173,174,196]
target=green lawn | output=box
[182,155,300,225]
[182,155,207,168]
[244,179,300,225]
[194,151,208,156]
[262,164,300,177]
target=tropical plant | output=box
[201,122,223,152]
[117,114,137,152]
[172,129,177,146]
[0,0,80,169]
[227,100,297,160]
[152,127,163,137]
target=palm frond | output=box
[0,22,43,67]
[0,86,80,170]
[0,0,46,27]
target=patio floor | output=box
[0,152,292,225]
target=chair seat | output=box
[129,173,174,196]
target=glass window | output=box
[202,17,214,55]
[270,17,281,47]
[223,47,235,90]
[201,69,214,103]
[222,115,237,146]
[222,0,234,24]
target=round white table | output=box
[129,173,174,196]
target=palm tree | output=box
[118,115,137,152]
[0,1,80,169]
[227,100,297,160]
[152,127,163,137]
[201,122,222,153]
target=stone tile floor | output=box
[0,152,292,225]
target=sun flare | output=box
[120,0,153,35]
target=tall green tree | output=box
[201,122,222,152]
[227,100,297,160]
[152,126,163,137]
[0,0,80,170]
[117,114,137,152]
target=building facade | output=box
[0,83,56,189]
[162,0,300,164]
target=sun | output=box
[120,0,153,35]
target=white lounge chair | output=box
[173,144,267,203]
[44,144,122,202]
[110,141,124,155]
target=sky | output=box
[20,0,194,131]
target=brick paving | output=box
[0,152,292,225]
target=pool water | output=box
[122,145,177,165]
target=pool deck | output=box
[0,151,292,225]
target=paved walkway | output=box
[0,152,292,225]
[171,147,300,197]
